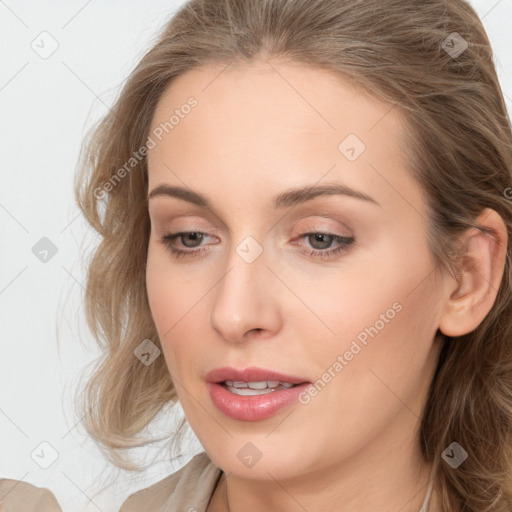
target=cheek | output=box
[146,244,215,378]
[286,239,428,358]
[146,241,199,328]
[286,259,439,469]
[146,248,188,368]
[301,237,440,417]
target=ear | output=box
[438,208,508,337]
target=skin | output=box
[145,58,508,512]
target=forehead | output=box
[149,59,403,142]
[147,59,426,218]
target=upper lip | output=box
[205,366,310,384]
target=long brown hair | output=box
[74,1,512,509]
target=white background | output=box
[1,1,511,511]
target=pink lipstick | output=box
[205,366,311,421]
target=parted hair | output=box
[74,1,512,510]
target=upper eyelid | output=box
[149,206,354,236]
[164,226,349,236]
[151,213,352,233]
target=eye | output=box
[158,231,355,261]
[295,232,355,260]
[159,231,214,259]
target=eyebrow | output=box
[148,182,380,209]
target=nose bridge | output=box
[210,234,279,342]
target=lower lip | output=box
[207,382,311,421]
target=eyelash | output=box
[158,231,355,261]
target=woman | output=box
[3,0,511,511]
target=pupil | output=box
[182,232,203,247]
[310,233,332,250]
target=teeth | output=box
[247,381,269,390]
[222,380,299,395]
[227,387,275,396]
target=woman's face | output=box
[146,59,445,481]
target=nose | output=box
[210,240,282,343]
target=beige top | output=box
[0,478,63,512]
[0,453,221,512]
[120,451,222,511]
[0,451,434,511]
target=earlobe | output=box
[438,208,508,338]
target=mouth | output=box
[205,366,311,421]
